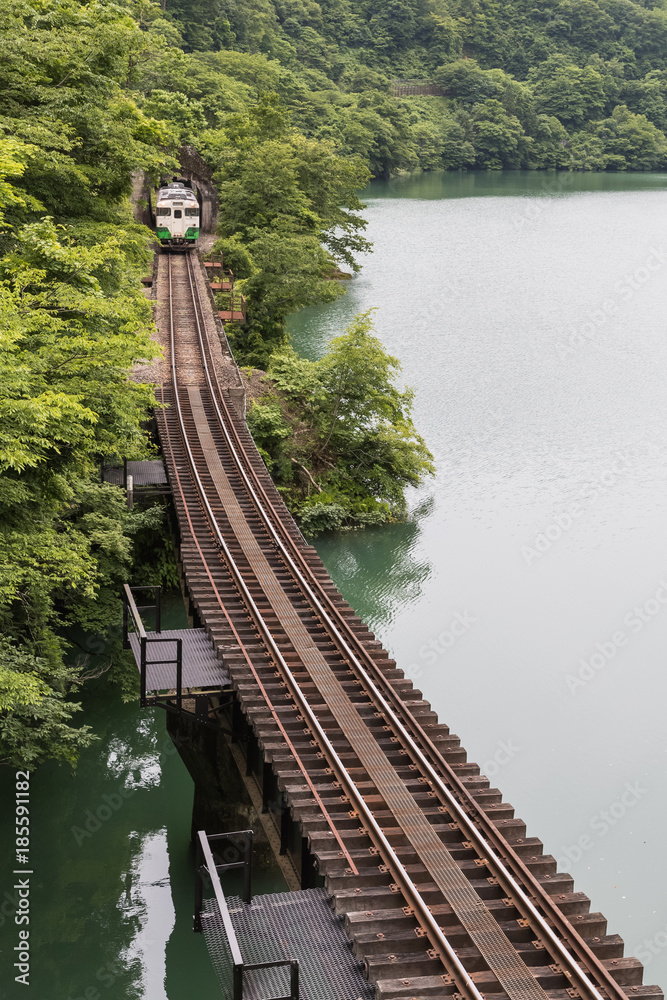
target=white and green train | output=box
[154,181,200,248]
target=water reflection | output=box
[290,172,667,988]
[0,677,219,1000]
[105,717,164,790]
[0,705,167,999]
[315,496,434,635]
[364,168,667,200]
[121,830,174,1000]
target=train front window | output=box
[156,207,171,217]
[173,209,182,219]
[185,208,199,217]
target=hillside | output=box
[163,0,667,173]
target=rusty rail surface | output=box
[156,250,661,1000]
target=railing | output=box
[122,584,183,709]
[122,583,162,634]
[217,291,247,324]
[204,252,247,323]
[390,79,444,96]
[205,259,234,292]
[194,829,299,1000]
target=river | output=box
[2,171,666,999]
[289,169,667,986]
[0,597,230,999]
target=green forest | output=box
[167,0,667,175]
[2,0,667,766]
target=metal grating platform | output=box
[128,628,229,690]
[103,460,168,486]
[201,888,373,1000]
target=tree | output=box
[0,213,161,767]
[582,103,667,168]
[212,93,370,362]
[230,232,347,365]
[470,99,529,168]
[530,114,572,168]
[367,0,420,54]
[0,640,95,768]
[245,313,435,532]
[0,0,176,222]
[421,1,462,64]
[351,93,420,178]
[529,54,607,126]
[156,0,667,171]
[545,0,615,52]
[433,59,503,105]
[620,71,667,132]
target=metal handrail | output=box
[197,830,244,967]
[122,584,146,643]
[194,829,298,1000]
[207,830,253,904]
[237,960,298,1000]
[122,584,179,707]
[122,584,162,642]
[140,636,182,709]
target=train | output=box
[154,180,200,248]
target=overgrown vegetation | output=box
[135,0,667,362]
[160,0,667,177]
[0,0,178,766]
[245,312,434,532]
[3,0,666,764]
[208,94,370,365]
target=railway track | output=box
[156,250,661,1000]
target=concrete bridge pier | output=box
[165,693,304,887]
[166,709,255,841]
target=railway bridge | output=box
[126,251,664,1000]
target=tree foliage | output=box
[0,0,177,769]
[5,0,667,766]
[208,95,370,364]
[245,312,435,533]
[156,0,667,178]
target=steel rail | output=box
[162,260,358,875]
[159,379,358,872]
[186,253,630,1000]
[167,253,486,1000]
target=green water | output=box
[3,169,667,999]
[290,169,667,986]
[0,596,284,1000]
[357,168,667,201]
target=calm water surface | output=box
[3,171,667,999]
[290,170,667,985]
[0,598,285,1000]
